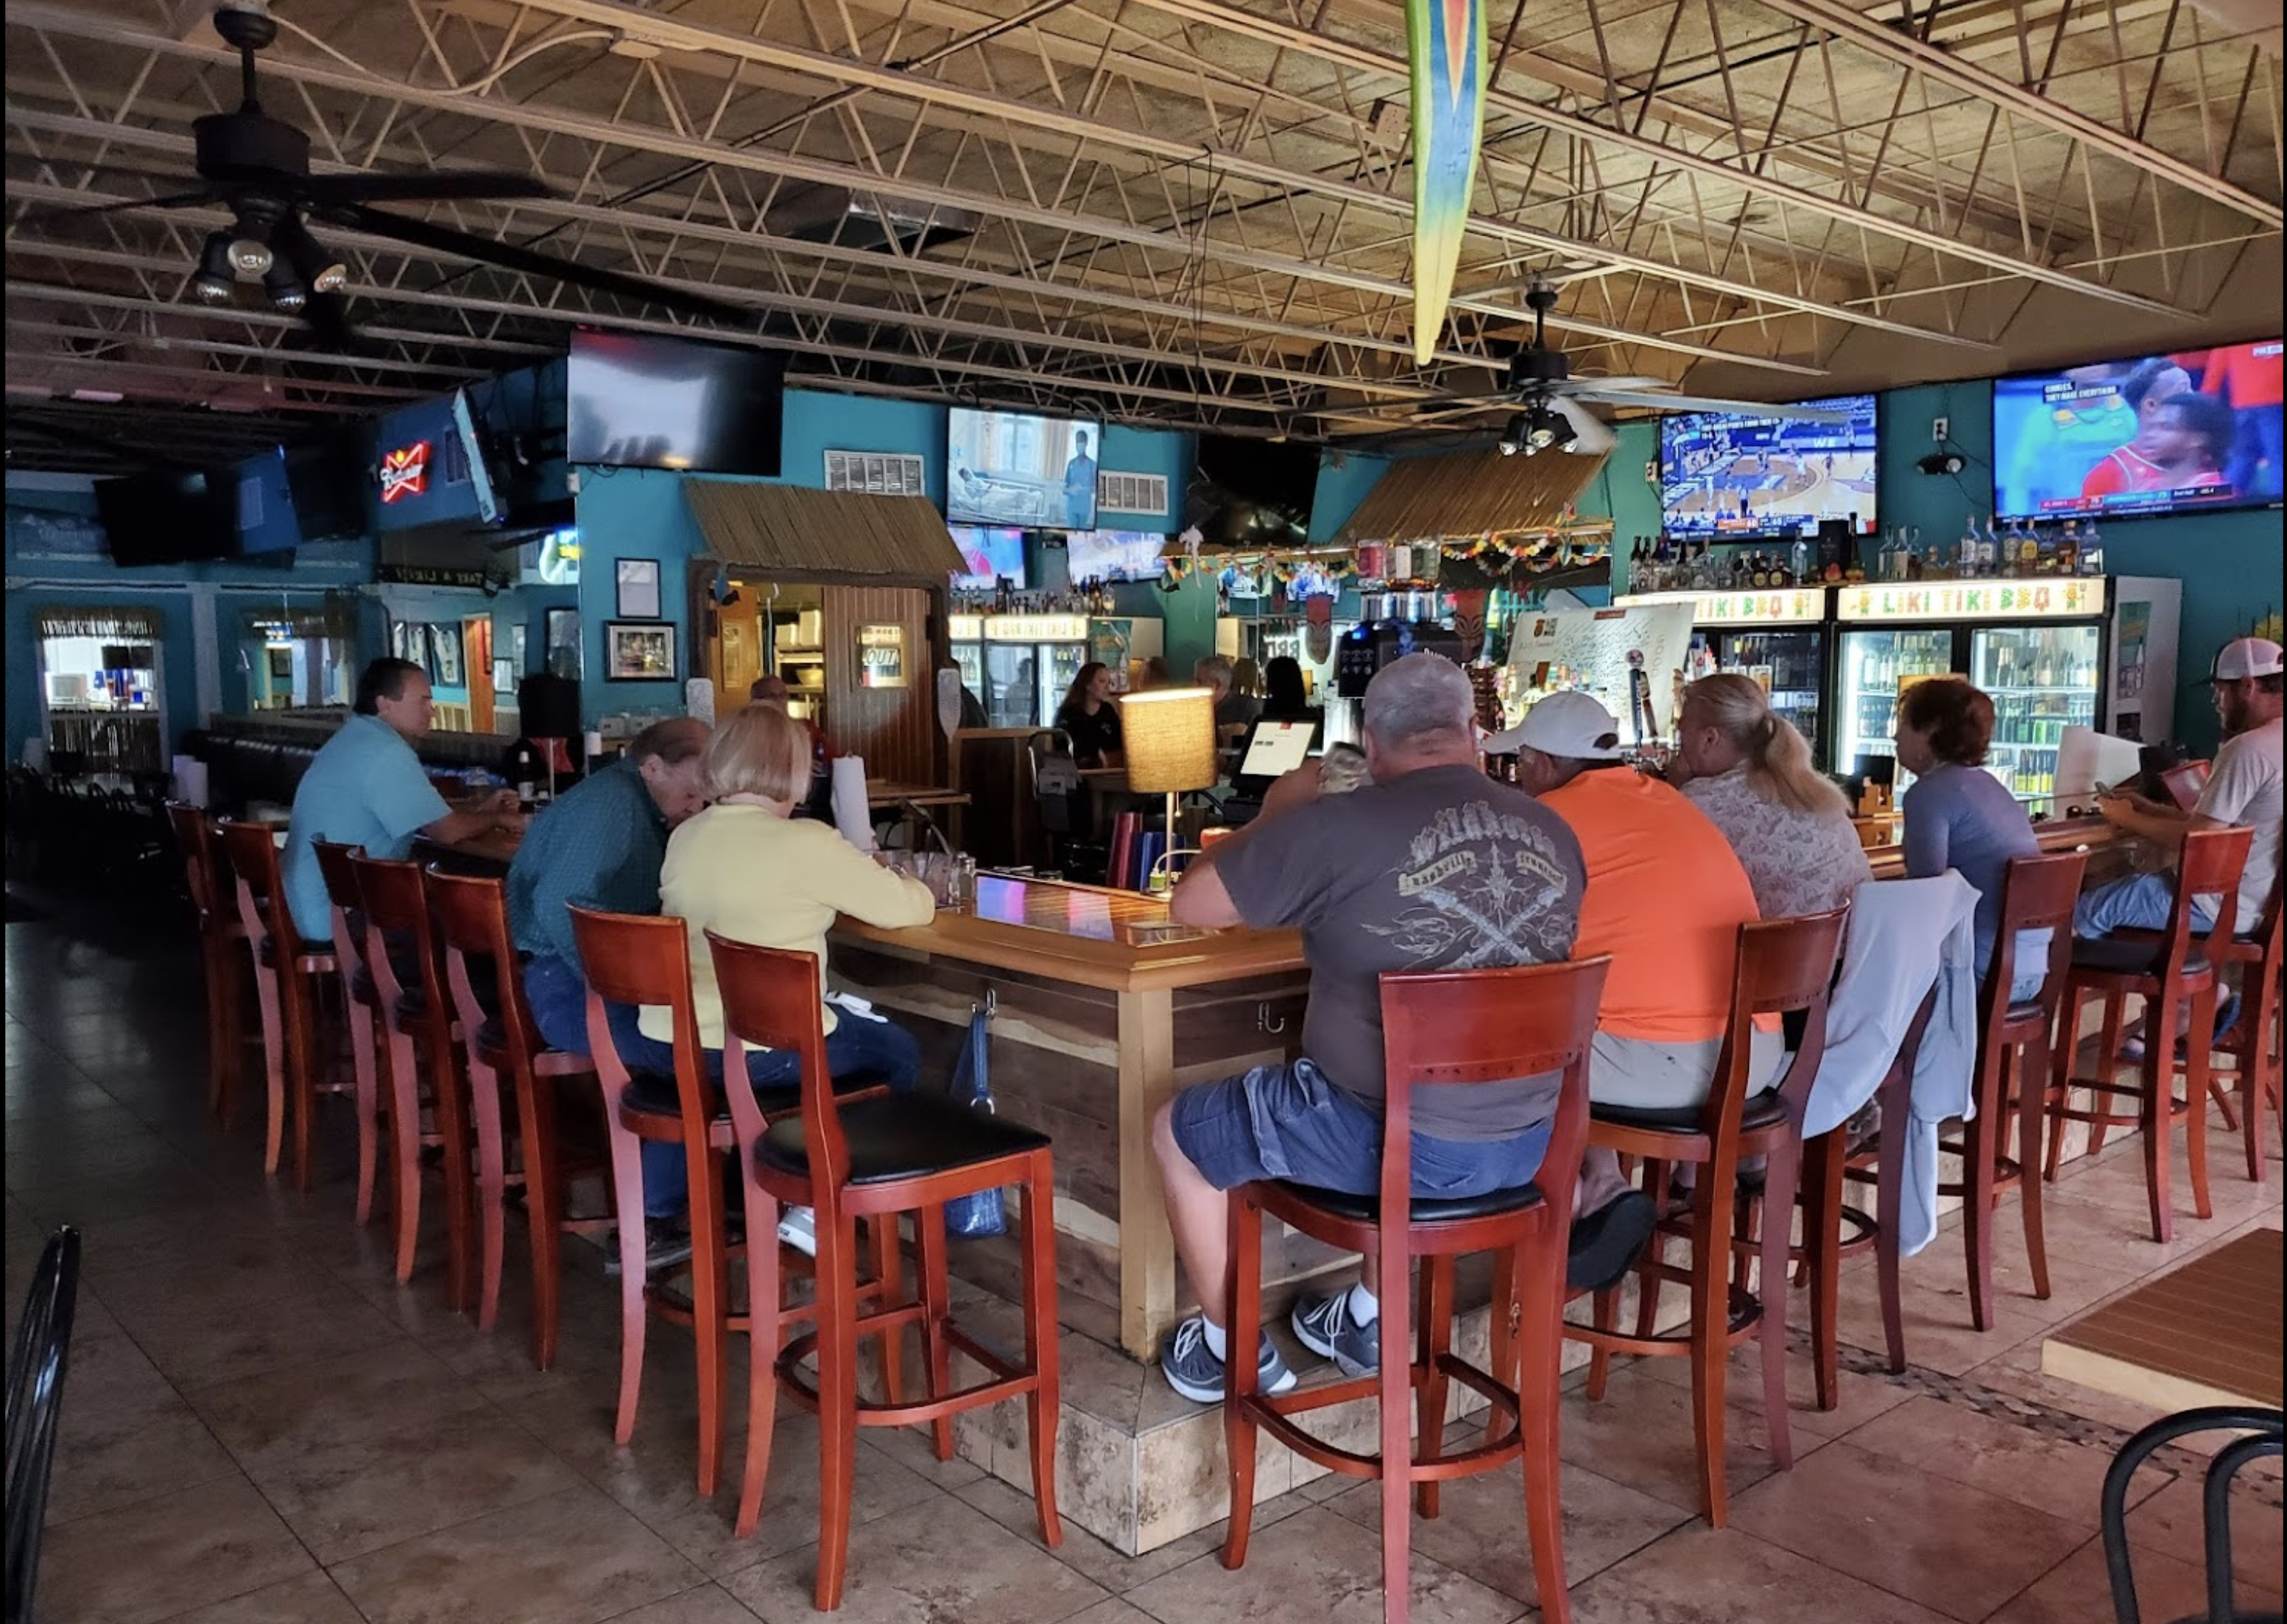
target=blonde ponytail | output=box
[1684,673,1847,818]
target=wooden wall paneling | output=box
[821,583,933,784]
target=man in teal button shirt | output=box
[281,658,522,944]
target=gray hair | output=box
[1193,653,1234,691]
[1362,654,1474,749]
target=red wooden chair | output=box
[708,929,1061,1611]
[2199,875,2283,1185]
[214,819,338,1189]
[2045,825,2253,1242]
[350,855,476,1308]
[311,841,387,1226]
[1567,907,1850,1528]
[166,803,243,1126]
[1222,956,1610,1624]
[425,868,610,1364]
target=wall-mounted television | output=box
[1658,395,1878,540]
[946,407,1099,529]
[565,331,786,476]
[1992,341,2283,522]
[283,429,370,543]
[1064,529,1167,581]
[949,525,1026,590]
[96,467,239,566]
[1190,434,1317,546]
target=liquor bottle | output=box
[2018,522,2041,575]
[1791,538,1811,587]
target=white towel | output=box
[831,755,877,852]
[171,755,208,810]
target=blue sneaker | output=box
[1291,1290,1381,1377]
[1159,1316,1298,1404]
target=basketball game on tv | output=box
[1658,395,1878,541]
[1992,340,2283,522]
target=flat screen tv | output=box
[946,408,1100,529]
[96,467,238,566]
[1992,340,2283,521]
[1063,529,1167,581]
[949,525,1026,590]
[565,331,786,476]
[1659,395,1878,541]
[283,430,370,543]
[1190,434,1317,546]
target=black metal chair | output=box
[6,1226,83,1624]
[2101,1405,2283,1624]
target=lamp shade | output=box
[1118,687,1218,794]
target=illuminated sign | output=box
[1614,587,1828,625]
[983,614,1091,643]
[1836,579,2107,622]
[948,615,984,640]
[378,442,430,504]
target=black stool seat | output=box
[2070,938,2210,979]
[1594,1088,1788,1136]
[1275,1179,1546,1224]
[759,1093,1049,1186]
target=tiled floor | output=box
[7,890,2283,1624]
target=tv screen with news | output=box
[1992,341,2283,521]
[1063,529,1166,581]
[946,408,1100,529]
[565,331,785,476]
[1659,395,1878,541]
[949,525,1026,590]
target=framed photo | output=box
[266,646,294,681]
[605,621,677,682]
[509,622,527,671]
[390,619,419,664]
[493,657,517,693]
[615,558,663,620]
[856,623,908,689]
[430,622,465,688]
[545,608,582,680]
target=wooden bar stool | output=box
[1222,957,1611,1624]
[426,868,611,1363]
[311,841,387,1226]
[166,803,244,1127]
[1568,907,1850,1529]
[215,819,338,1189]
[567,905,903,1503]
[707,930,1062,1611]
[2202,876,2282,1185]
[2045,826,2253,1243]
[350,855,477,1309]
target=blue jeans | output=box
[607,1009,924,1219]
[2073,872,2219,940]
[523,954,688,1220]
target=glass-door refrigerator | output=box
[1612,585,1833,765]
[948,614,987,718]
[981,611,1093,727]
[1833,576,2180,807]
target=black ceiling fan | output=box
[58,1,746,345]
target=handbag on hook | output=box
[942,999,1010,1240]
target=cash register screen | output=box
[1237,719,1317,783]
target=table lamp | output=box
[1118,686,1217,892]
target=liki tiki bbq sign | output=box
[379,441,431,504]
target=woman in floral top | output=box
[1672,674,1871,919]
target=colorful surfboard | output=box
[1408,0,1488,364]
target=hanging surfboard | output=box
[1408,0,1489,364]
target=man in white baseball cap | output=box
[2079,637,2283,1011]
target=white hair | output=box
[1362,654,1474,749]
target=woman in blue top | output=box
[1895,677,2045,1001]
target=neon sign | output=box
[379,442,431,504]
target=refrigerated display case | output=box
[949,615,986,719]
[979,612,1092,728]
[1833,576,2180,806]
[1612,585,1832,763]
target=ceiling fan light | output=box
[190,232,237,303]
[228,236,274,277]
[264,258,309,312]
[310,261,348,294]
[1498,412,1527,457]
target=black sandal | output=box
[1567,1190,1657,1293]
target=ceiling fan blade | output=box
[1580,388,1852,424]
[1400,394,1517,422]
[332,202,747,324]
[296,171,554,208]
[49,185,223,218]
[1563,375,1666,395]
[1551,396,1617,456]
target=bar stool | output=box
[425,868,610,1364]
[566,905,903,1500]
[311,841,387,1226]
[1222,958,1610,1624]
[215,819,338,1189]
[708,930,1062,1611]
[2045,826,2253,1243]
[350,855,476,1309]
[166,803,243,1127]
[1568,907,1850,1529]
[2203,876,2282,1185]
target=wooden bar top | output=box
[1861,813,2113,880]
[834,875,1305,994]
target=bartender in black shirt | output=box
[1054,661,1126,767]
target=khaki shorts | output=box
[1588,1028,1791,1113]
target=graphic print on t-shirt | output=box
[1368,797,1579,967]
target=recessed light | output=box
[69,388,125,403]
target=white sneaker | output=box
[776,1205,818,1257]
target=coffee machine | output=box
[1326,591,1465,746]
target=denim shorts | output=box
[1169,1058,1551,1198]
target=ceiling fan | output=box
[1398,280,1850,457]
[55,1,745,345]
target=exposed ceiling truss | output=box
[4,0,2280,473]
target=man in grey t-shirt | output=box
[1151,654,1590,1403]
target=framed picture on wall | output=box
[605,621,677,682]
[266,646,293,682]
[544,608,582,679]
[510,622,527,672]
[390,619,418,665]
[615,559,662,620]
[430,622,464,688]
[493,658,517,694]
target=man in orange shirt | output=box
[1498,693,1789,1207]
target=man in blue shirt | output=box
[509,716,711,1255]
[281,658,521,944]
[1062,428,1097,526]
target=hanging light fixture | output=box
[190,231,237,303]
[274,216,348,294]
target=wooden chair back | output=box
[2175,825,2257,972]
[311,841,370,978]
[704,933,839,1187]
[348,855,445,1024]
[565,904,717,1187]
[1714,906,1852,1131]
[1983,851,2089,1028]
[214,819,286,951]
[425,869,533,1070]
[165,802,220,925]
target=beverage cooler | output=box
[959,612,1093,728]
[1611,585,1832,764]
[1833,576,2179,805]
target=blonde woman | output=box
[1672,674,1871,919]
